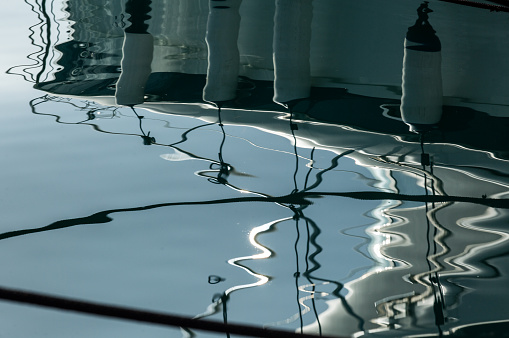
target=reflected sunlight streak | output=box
[225,217,292,295]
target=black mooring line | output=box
[0,286,340,338]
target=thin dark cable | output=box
[301,150,354,193]
[222,293,230,338]
[130,106,146,135]
[168,122,216,147]
[0,286,338,338]
[439,0,509,12]
[294,213,304,333]
[290,108,299,193]
[421,139,445,335]
[487,0,509,7]
[303,148,315,190]
[430,160,446,329]
[217,106,227,164]
[301,215,365,331]
[2,189,509,241]
[305,218,322,336]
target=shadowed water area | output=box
[1,0,509,337]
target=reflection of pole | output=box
[273,0,312,105]
[421,140,446,333]
[203,0,242,104]
[208,107,232,185]
[400,2,442,133]
[115,0,154,106]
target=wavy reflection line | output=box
[372,156,447,197]
[184,217,291,338]
[0,195,309,242]
[313,191,509,209]
[301,150,355,192]
[303,217,322,335]
[29,96,195,142]
[225,217,291,295]
[301,214,365,332]
[32,94,321,165]
[446,208,509,279]
[2,191,509,242]
[295,215,304,331]
[6,0,48,83]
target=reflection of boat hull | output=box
[36,73,509,162]
[34,0,509,114]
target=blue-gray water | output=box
[1,0,509,337]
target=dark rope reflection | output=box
[2,190,508,242]
[288,109,362,334]
[421,136,446,335]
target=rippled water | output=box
[1,0,509,337]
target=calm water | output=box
[1,0,509,337]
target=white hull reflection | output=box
[25,0,509,115]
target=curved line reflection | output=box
[225,217,291,295]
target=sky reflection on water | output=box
[1,0,509,337]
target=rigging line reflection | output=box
[287,115,364,333]
[130,106,156,145]
[303,217,322,336]
[189,108,318,334]
[375,134,451,332]
[30,95,346,179]
[301,213,365,332]
[303,147,315,189]
[289,107,300,193]
[371,156,447,198]
[287,111,324,334]
[2,190,509,241]
[421,141,446,335]
[294,213,304,333]
[0,194,311,242]
[301,150,355,193]
[309,191,509,209]
[188,106,297,209]
[28,97,149,139]
[206,106,232,185]
[165,121,216,147]
[30,94,228,158]
[29,96,121,124]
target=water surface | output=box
[1,0,509,337]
